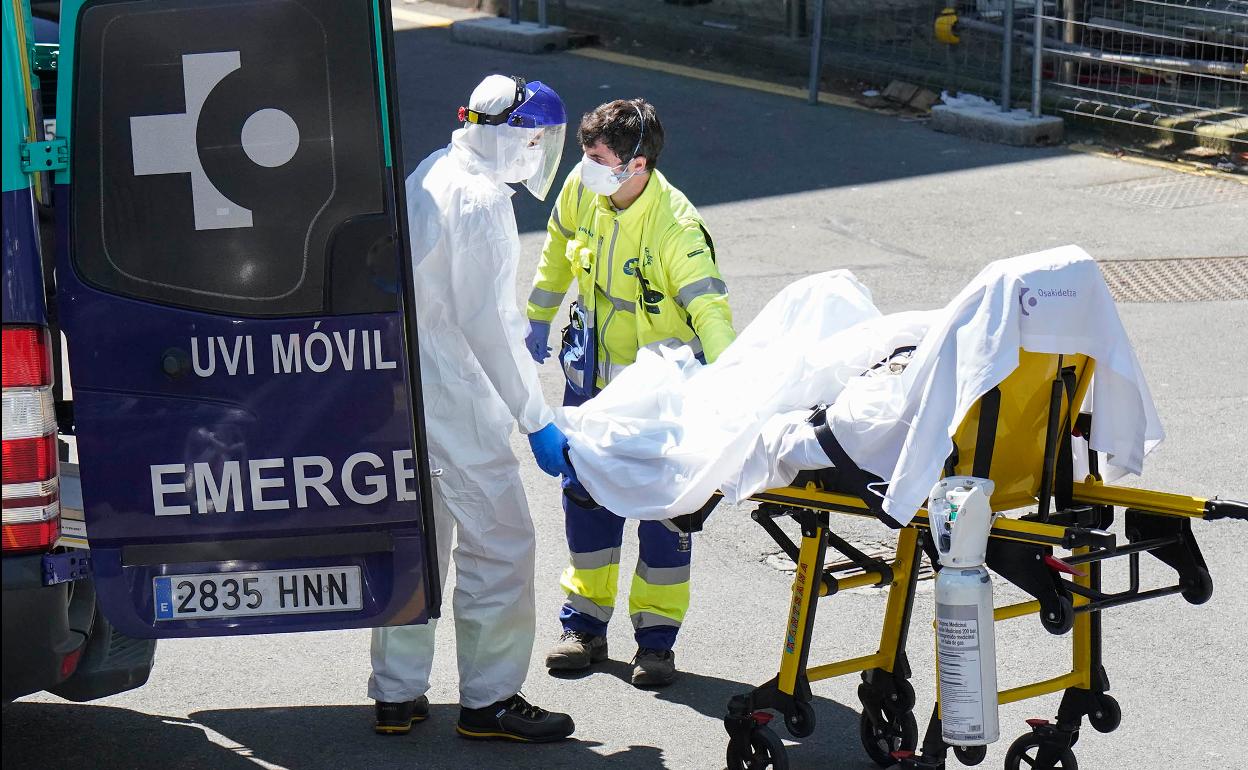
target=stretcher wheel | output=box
[783,700,816,738]
[892,678,917,713]
[1181,567,1213,605]
[1087,694,1121,734]
[726,725,788,770]
[953,744,987,766]
[1040,595,1075,635]
[858,710,918,768]
[1004,733,1078,770]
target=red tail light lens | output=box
[1,518,60,553]
[3,325,60,553]
[2,327,53,387]
[2,434,58,484]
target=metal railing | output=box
[538,0,1246,149]
[1037,0,1246,146]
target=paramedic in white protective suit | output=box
[368,74,576,743]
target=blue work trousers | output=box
[558,384,691,651]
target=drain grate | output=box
[1099,257,1248,302]
[1082,174,1248,209]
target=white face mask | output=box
[579,154,637,196]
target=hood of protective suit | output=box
[450,74,545,185]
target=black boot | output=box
[457,693,575,743]
[374,695,430,735]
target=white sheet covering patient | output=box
[559,245,1164,526]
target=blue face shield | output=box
[458,78,567,200]
[506,81,567,201]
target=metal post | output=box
[510,0,520,24]
[807,0,825,105]
[787,0,808,40]
[538,0,548,28]
[1062,0,1078,84]
[1032,0,1043,116]
[1000,0,1014,111]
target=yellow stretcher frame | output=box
[722,351,1245,770]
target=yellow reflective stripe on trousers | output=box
[628,574,689,627]
[560,563,618,622]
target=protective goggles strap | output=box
[458,76,528,126]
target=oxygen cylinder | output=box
[929,476,1000,747]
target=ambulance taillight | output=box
[2,325,60,553]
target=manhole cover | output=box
[1099,257,1248,302]
[761,539,936,584]
[1082,174,1248,209]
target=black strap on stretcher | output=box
[1048,365,1079,517]
[805,382,1005,533]
[807,407,903,530]
[972,387,1002,478]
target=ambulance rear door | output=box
[54,0,439,637]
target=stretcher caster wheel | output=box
[726,725,788,770]
[1181,567,1213,605]
[783,700,816,738]
[953,744,987,766]
[892,679,917,713]
[1040,595,1074,635]
[1004,733,1078,770]
[859,710,918,768]
[1087,694,1121,733]
[857,673,915,714]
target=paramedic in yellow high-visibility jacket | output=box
[523,98,735,688]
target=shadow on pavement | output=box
[2,701,266,769]
[3,676,880,769]
[548,660,874,768]
[189,703,670,769]
[3,700,667,769]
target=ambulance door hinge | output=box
[21,138,69,173]
[34,43,59,73]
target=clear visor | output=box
[522,124,566,201]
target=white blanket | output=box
[560,245,1164,525]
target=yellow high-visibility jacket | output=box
[527,167,735,388]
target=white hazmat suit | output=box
[368,76,559,709]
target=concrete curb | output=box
[930,104,1064,147]
[450,16,569,54]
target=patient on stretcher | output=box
[559,245,1163,527]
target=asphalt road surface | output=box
[5,4,1246,769]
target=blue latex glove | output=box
[525,321,551,364]
[528,422,575,478]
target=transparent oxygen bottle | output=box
[929,476,1000,747]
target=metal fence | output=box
[538,0,1245,150]
[814,1,1016,99]
[1037,0,1247,147]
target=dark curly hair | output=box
[577,99,664,171]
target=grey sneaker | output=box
[631,648,677,687]
[545,629,608,671]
